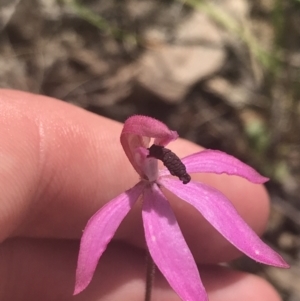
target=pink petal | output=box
[142,184,208,301]
[161,149,268,184]
[121,115,178,175]
[74,181,145,295]
[161,178,289,268]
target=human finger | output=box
[0,89,269,263]
[0,238,281,301]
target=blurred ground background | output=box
[1,0,300,299]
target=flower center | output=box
[147,144,191,184]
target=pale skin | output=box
[0,89,282,301]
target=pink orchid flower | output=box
[74,115,288,300]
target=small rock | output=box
[138,11,225,102]
[0,0,21,30]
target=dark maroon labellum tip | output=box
[147,144,191,184]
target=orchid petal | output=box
[161,178,289,268]
[142,184,208,301]
[121,115,178,175]
[74,181,145,295]
[160,150,268,184]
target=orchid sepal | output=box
[160,177,288,268]
[74,181,144,294]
